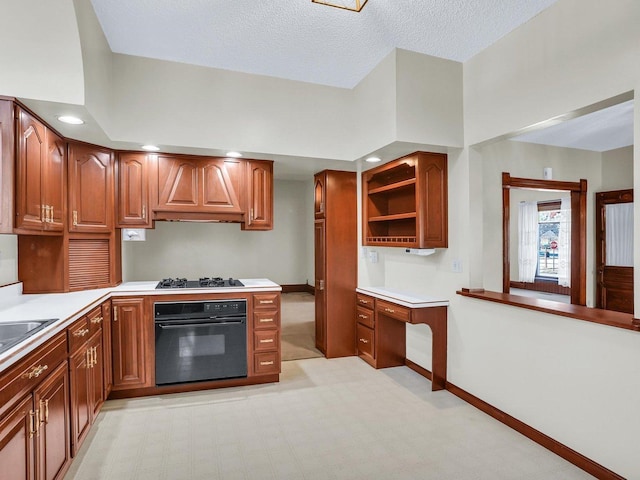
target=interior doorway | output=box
[596,189,634,313]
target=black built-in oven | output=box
[154,299,247,385]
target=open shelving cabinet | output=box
[362,151,448,248]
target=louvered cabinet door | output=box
[68,238,111,291]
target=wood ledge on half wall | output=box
[457,288,640,332]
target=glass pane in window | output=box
[538,209,562,277]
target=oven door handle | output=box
[157,320,244,329]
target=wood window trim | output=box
[502,173,587,306]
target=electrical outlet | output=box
[368,250,378,264]
[452,259,462,273]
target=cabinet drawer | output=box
[254,352,280,375]
[0,332,67,418]
[356,306,374,328]
[253,293,280,310]
[87,307,104,336]
[356,324,374,360]
[376,300,411,323]
[67,318,91,353]
[252,311,280,330]
[254,330,279,353]
[356,293,375,309]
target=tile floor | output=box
[280,292,323,361]
[64,357,594,480]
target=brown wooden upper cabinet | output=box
[14,106,66,234]
[154,155,244,221]
[242,160,273,230]
[68,142,115,233]
[0,100,14,234]
[362,151,448,249]
[117,152,151,228]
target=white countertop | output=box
[0,279,281,371]
[356,286,449,308]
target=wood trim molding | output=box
[405,358,432,381]
[445,382,625,480]
[280,284,315,294]
[457,289,640,332]
[406,359,624,479]
[510,280,571,296]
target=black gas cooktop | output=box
[156,277,244,289]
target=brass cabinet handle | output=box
[73,328,89,337]
[39,399,49,424]
[86,348,92,368]
[41,205,46,222]
[258,318,273,323]
[91,316,103,324]
[318,280,324,291]
[113,307,118,322]
[250,208,254,221]
[93,346,98,366]
[358,299,368,304]
[358,314,368,319]
[384,307,395,313]
[260,361,274,366]
[73,210,78,226]
[29,410,39,438]
[359,338,369,344]
[23,364,48,379]
[49,206,53,223]
[259,300,274,304]
[259,338,274,344]
[142,205,146,219]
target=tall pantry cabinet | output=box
[314,170,357,358]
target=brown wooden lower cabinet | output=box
[69,322,104,456]
[0,333,71,480]
[111,298,152,390]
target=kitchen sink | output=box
[0,319,58,354]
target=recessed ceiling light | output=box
[365,156,381,163]
[226,151,243,158]
[141,145,160,151]
[57,115,84,125]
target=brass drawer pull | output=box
[259,339,274,343]
[358,314,368,319]
[358,299,369,304]
[73,328,89,337]
[260,361,274,366]
[73,210,78,226]
[259,300,274,304]
[384,307,395,313]
[359,338,369,344]
[91,316,103,324]
[258,318,274,323]
[23,364,48,379]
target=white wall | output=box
[122,179,311,285]
[480,140,602,303]
[0,236,17,286]
[456,1,640,477]
[601,145,634,191]
[0,0,85,105]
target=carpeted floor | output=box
[280,292,323,361]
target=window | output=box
[502,173,587,305]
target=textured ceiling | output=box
[511,100,634,152]
[89,0,559,88]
